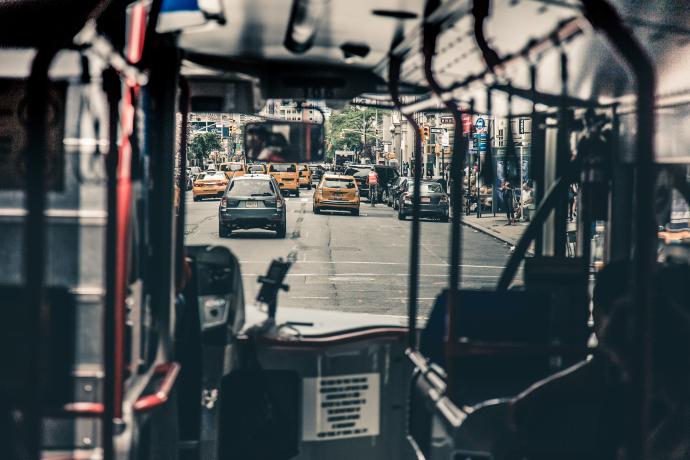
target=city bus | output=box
[0,1,688,460]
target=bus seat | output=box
[0,286,76,455]
[0,286,75,405]
[422,289,562,407]
[177,245,246,458]
[510,357,626,459]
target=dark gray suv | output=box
[397,180,449,221]
[218,174,287,238]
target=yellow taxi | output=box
[267,163,300,197]
[218,162,246,180]
[246,163,267,174]
[192,171,229,201]
[298,164,313,190]
[313,174,360,216]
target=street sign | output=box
[475,117,486,130]
[430,127,445,134]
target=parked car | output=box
[218,174,286,238]
[397,180,449,221]
[192,172,229,201]
[313,174,360,216]
[387,176,408,209]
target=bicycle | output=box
[369,184,377,207]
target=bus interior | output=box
[0,0,689,459]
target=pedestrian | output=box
[437,175,448,193]
[568,183,577,221]
[502,181,515,225]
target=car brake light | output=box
[221,197,227,207]
[440,195,448,203]
[277,199,284,208]
[403,193,411,201]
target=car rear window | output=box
[247,165,265,173]
[408,182,443,193]
[202,173,225,180]
[221,163,244,171]
[269,164,296,172]
[323,178,355,189]
[227,180,275,197]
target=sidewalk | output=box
[461,212,578,253]
[462,213,529,248]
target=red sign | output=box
[461,113,472,134]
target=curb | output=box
[462,219,521,247]
[461,219,535,256]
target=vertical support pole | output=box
[147,37,180,359]
[388,54,421,350]
[487,87,497,217]
[176,78,190,289]
[580,2,657,456]
[23,44,59,460]
[554,51,570,257]
[531,63,545,255]
[102,68,120,460]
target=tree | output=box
[326,106,387,161]
[188,132,222,166]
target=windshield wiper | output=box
[250,193,273,196]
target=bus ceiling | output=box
[374,0,690,117]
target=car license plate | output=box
[421,197,431,203]
[245,201,258,208]
[334,193,342,199]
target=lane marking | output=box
[241,273,500,278]
[290,296,330,299]
[238,261,510,269]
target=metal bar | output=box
[399,16,585,114]
[133,362,181,413]
[579,1,657,457]
[388,54,421,350]
[102,67,120,460]
[176,77,190,290]
[147,37,181,362]
[24,43,60,460]
[497,176,570,291]
[531,64,545,255]
[553,51,569,257]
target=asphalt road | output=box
[185,188,512,318]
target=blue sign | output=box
[475,117,486,130]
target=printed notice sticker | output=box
[302,372,380,441]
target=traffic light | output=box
[422,125,430,142]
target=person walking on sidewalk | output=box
[502,181,515,225]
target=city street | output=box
[185,188,512,317]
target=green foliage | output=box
[326,106,388,161]
[188,132,223,164]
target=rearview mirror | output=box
[244,121,324,163]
